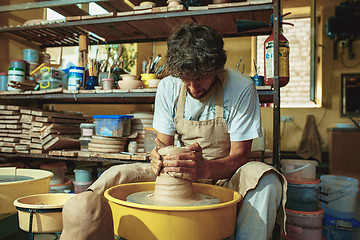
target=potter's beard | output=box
[187,78,217,100]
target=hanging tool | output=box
[78,34,88,68]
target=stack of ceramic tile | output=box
[0,105,23,153]
[88,135,126,153]
[130,111,154,153]
[18,109,87,153]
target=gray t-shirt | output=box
[153,68,262,141]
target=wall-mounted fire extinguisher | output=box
[264,13,293,87]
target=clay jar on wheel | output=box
[154,146,197,204]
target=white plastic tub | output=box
[281,159,318,181]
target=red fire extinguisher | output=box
[264,13,293,87]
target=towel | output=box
[296,114,322,162]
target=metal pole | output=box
[273,0,281,169]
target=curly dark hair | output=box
[166,24,227,79]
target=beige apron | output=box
[174,80,287,232]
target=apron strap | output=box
[176,78,224,119]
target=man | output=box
[148,24,286,239]
[63,24,286,240]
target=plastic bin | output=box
[39,79,66,89]
[40,162,67,185]
[285,208,324,240]
[286,179,321,212]
[320,175,359,219]
[281,159,318,181]
[93,115,130,137]
[323,214,360,240]
[74,181,92,194]
[80,123,96,138]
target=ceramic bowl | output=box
[167,0,181,6]
[118,80,144,90]
[140,1,156,7]
[121,74,138,81]
[147,79,161,88]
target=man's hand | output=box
[162,142,208,181]
[150,137,168,176]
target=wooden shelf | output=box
[0,1,273,47]
[0,152,150,164]
[0,87,273,104]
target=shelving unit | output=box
[0,0,281,168]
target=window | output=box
[256,17,316,108]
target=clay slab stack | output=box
[0,105,22,153]
[131,112,154,153]
[88,135,126,153]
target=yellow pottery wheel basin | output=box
[105,182,242,240]
[0,167,54,214]
[13,193,75,233]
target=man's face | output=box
[182,73,216,99]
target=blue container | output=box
[93,115,132,137]
[252,75,264,86]
[86,76,98,90]
[0,72,8,91]
[323,214,360,240]
[286,179,321,212]
[22,49,40,63]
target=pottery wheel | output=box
[127,146,219,206]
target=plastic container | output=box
[8,67,25,91]
[286,179,320,212]
[80,123,96,137]
[10,59,26,71]
[13,193,75,233]
[144,127,157,153]
[74,181,93,194]
[50,178,73,193]
[141,73,157,88]
[93,115,129,137]
[0,72,8,91]
[323,214,360,240]
[40,67,64,81]
[102,78,114,90]
[86,76,98,90]
[0,167,53,214]
[38,79,66,89]
[22,49,40,63]
[74,168,92,183]
[79,137,91,151]
[285,208,324,240]
[68,66,85,90]
[281,159,318,181]
[40,162,67,185]
[320,175,359,219]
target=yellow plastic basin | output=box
[104,182,242,240]
[0,167,54,214]
[13,193,75,233]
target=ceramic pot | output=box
[121,74,138,81]
[118,80,143,90]
[147,79,161,88]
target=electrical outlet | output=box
[280,115,293,122]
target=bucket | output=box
[13,193,75,233]
[286,179,320,212]
[285,208,324,240]
[0,167,53,214]
[105,182,242,240]
[323,214,360,240]
[281,159,318,181]
[74,168,92,183]
[320,175,359,219]
[22,49,40,63]
[40,162,67,185]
